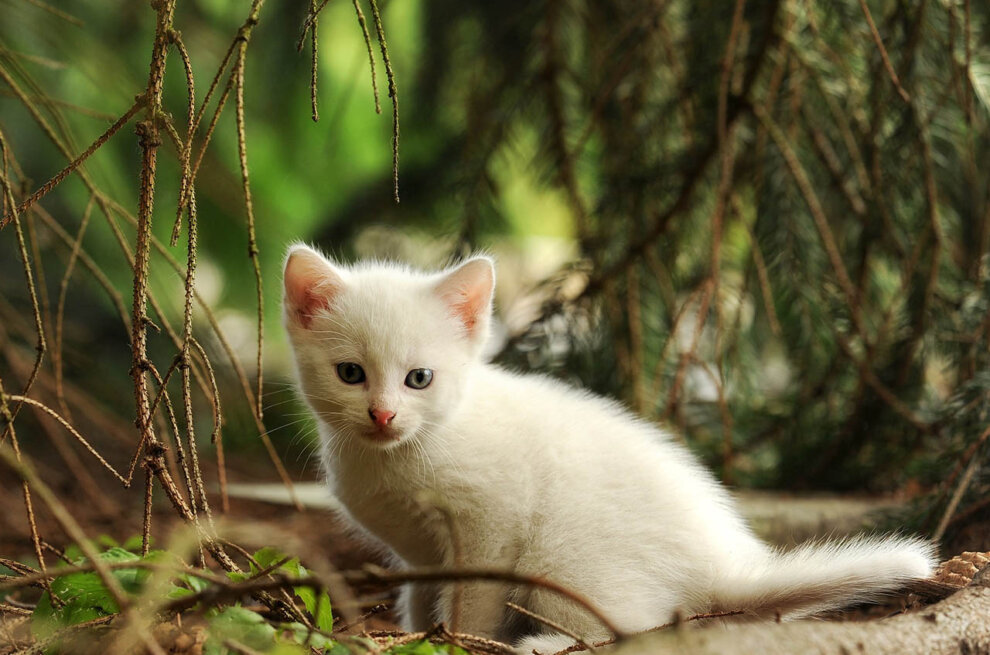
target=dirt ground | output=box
[3,452,988,640]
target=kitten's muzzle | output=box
[368,407,396,427]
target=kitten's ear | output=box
[283,245,346,329]
[435,257,495,345]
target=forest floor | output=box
[0,474,946,622]
[2,464,988,654]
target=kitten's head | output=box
[282,244,495,450]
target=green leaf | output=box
[166,570,211,600]
[227,571,250,583]
[166,586,196,600]
[32,571,118,639]
[31,547,144,639]
[292,585,334,633]
[122,534,148,553]
[133,549,209,602]
[251,546,287,572]
[96,535,119,549]
[249,547,333,632]
[63,545,84,561]
[181,572,211,593]
[205,606,277,655]
[278,622,333,649]
[327,637,377,655]
[97,547,139,564]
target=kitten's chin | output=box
[362,428,401,445]
[357,426,407,449]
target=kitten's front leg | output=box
[397,582,440,631]
[436,579,513,639]
[432,532,519,639]
[397,570,510,637]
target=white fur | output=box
[282,245,936,652]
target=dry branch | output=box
[0,98,144,229]
[367,0,399,203]
[161,563,627,641]
[857,0,911,103]
[352,0,382,114]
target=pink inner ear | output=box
[284,249,342,329]
[449,289,484,332]
[436,258,494,338]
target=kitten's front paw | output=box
[514,633,581,655]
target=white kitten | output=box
[282,245,936,653]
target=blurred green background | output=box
[1,0,989,547]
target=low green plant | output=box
[13,537,434,655]
[14,539,472,654]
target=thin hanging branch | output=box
[168,29,196,246]
[125,0,239,571]
[296,0,333,51]
[857,0,911,103]
[232,0,267,425]
[0,97,144,230]
[0,382,54,611]
[752,102,868,344]
[53,196,95,423]
[353,0,382,114]
[129,0,178,525]
[367,0,399,203]
[309,0,319,122]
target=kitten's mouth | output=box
[361,426,401,444]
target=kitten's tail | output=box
[711,535,937,619]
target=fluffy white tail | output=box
[712,535,937,619]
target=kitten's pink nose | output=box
[369,408,396,427]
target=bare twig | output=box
[0,379,54,607]
[143,463,154,556]
[99,196,301,510]
[352,0,381,114]
[933,422,990,542]
[25,0,84,26]
[297,0,333,50]
[857,0,911,103]
[231,0,267,425]
[0,97,143,229]
[164,563,627,641]
[752,102,869,345]
[53,196,95,422]
[308,0,319,122]
[333,602,390,634]
[742,213,782,336]
[4,394,128,484]
[367,0,399,202]
[168,29,196,246]
[0,133,47,435]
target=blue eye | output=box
[405,368,433,389]
[336,362,365,384]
